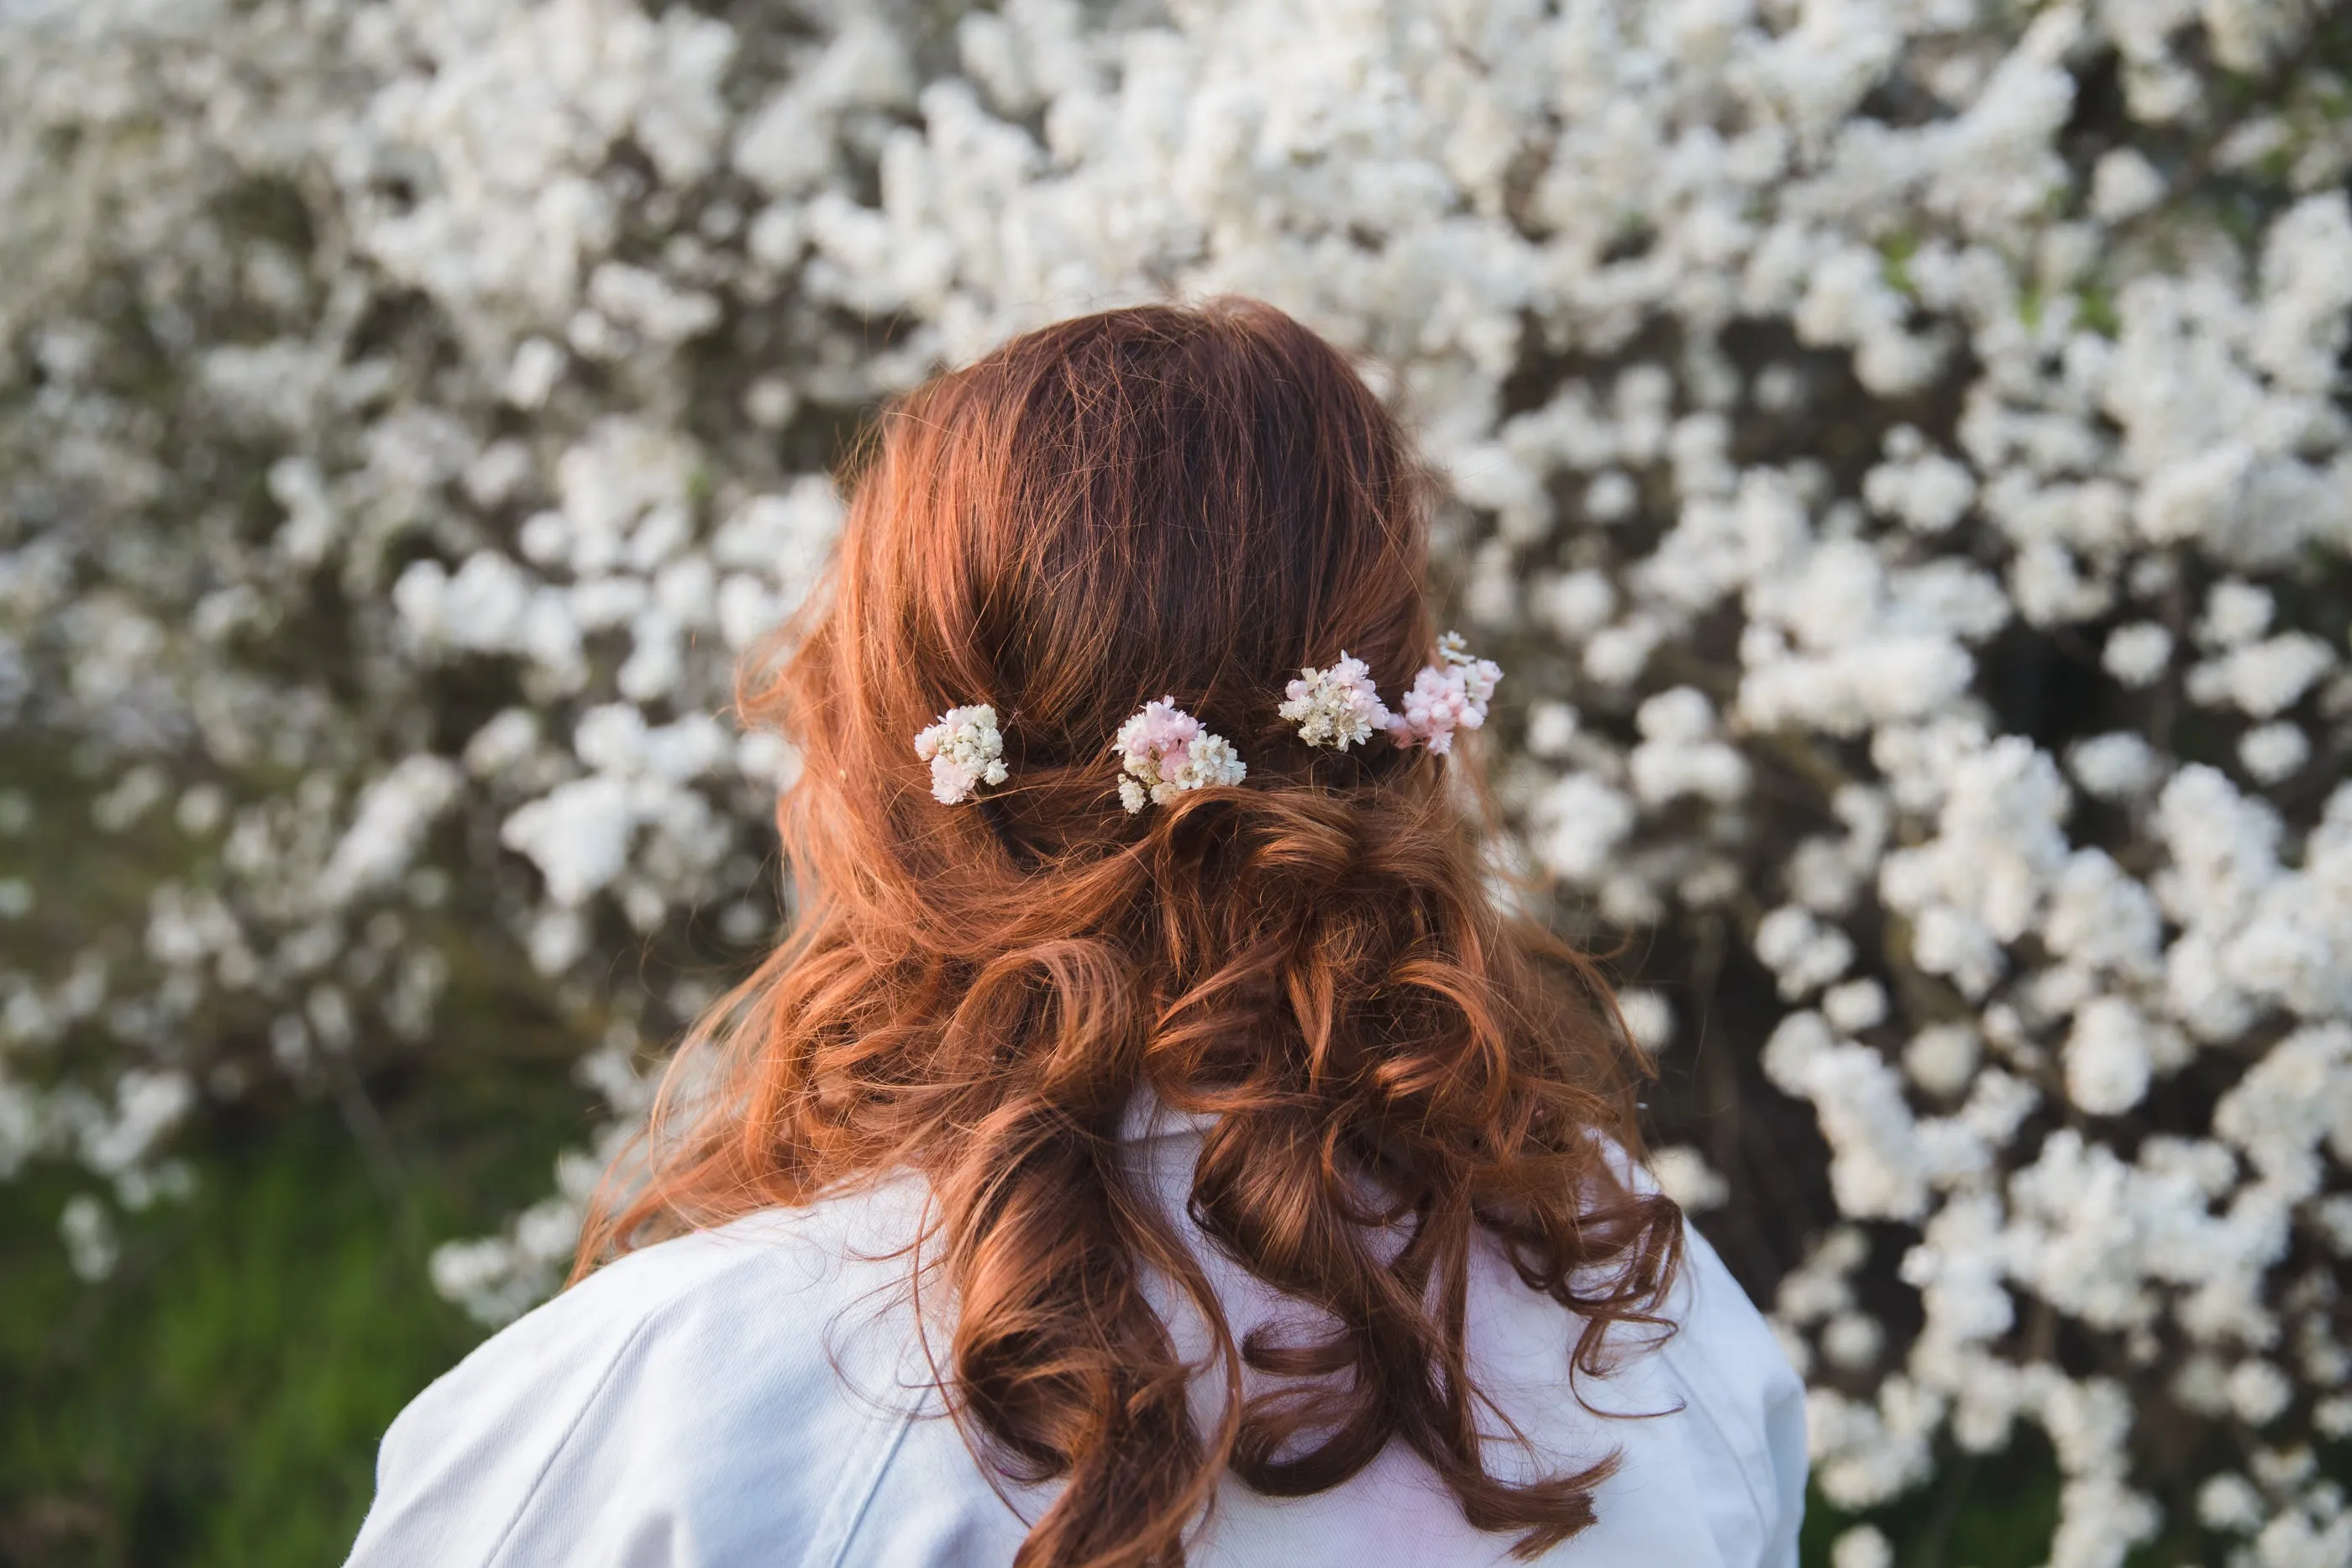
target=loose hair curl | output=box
[580,301,1682,1567]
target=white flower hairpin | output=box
[1278,653,1392,751]
[1386,632,1502,755]
[912,704,1010,805]
[1113,698,1247,814]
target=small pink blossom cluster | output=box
[1387,633,1502,755]
[1278,653,1390,750]
[1112,697,1247,814]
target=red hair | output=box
[580,300,1679,1566]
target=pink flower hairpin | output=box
[1386,632,1501,755]
[1113,698,1247,814]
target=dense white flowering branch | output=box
[5,3,2352,1561]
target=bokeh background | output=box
[3,1,2350,1565]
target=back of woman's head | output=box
[584,300,1679,1568]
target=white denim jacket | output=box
[347,1106,1804,1568]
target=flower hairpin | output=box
[1113,698,1247,814]
[1387,632,1502,755]
[1278,653,1392,751]
[912,704,1010,805]
[1278,633,1502,757]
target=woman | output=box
[346,301,1804,1567]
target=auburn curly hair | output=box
[578,299,1682,1567]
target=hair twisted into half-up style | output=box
[578,300,1683,1567]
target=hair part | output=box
[578,299,1681,1568]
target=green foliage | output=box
[0,1060,589,1568]
[1801,1437,2066,1568]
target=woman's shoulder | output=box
[1593,1138,1806,1496]
[1446,1135,1805,1567]
[344,1177,1003,1568]
[1450,1205,1803,1568]
[1641,1219,1809,1567]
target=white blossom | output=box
[2089,149,2164,223]
[1828,1524,1891,1568]
[1648,1145,1727,1214]
[2065,998,2155,1117]
[2188,633,2335,719]
[1278,654,1391,751]
[2067,732,2164,802]
[912,704,1011,805]
[2102,622,2174,689]
[2240,721,2312,784]
[60,1193,120,1283]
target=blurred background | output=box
[3,1,2349,1565]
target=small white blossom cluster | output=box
[1113,699,1246,815]
[1279,653,1389,751]
[912,705,1010,805]
[7,0,2352,1552]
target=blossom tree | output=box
[3,0,2349,1561]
